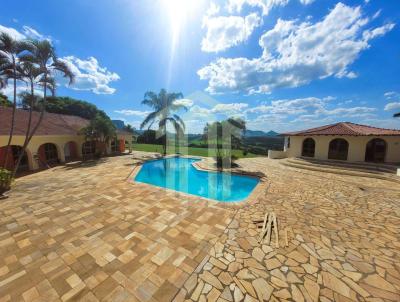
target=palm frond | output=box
[173,114,185,131]
[170,118,185,138]
[19,53,37,64]
[52,59,75,85]
[140,111,158,130]
[39,75,56,96]
[0,33,15,53]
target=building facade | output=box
[0,107,133,173]
[269,122,400,163]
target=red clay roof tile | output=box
[283,122,400,136]
[0,107,89,136]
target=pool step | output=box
[281,158,400,183]
[288,158,398,175]
[294,157,398,174]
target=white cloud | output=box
[384,102,400,111]
[299,0,315,4]
[0,24,50,41]
[202,13,262,52]
[60,56,120,94]
[198,3,395,94]
[114,110,151,117]
[227,0,289,16]
[246,96,332,115]
[22,26,49,41]
[0,84,30,99]
[206,2,220,16]
[188,105,212,118]
[0,24,25,40]
[173,98,194,107]
[384,91,397,98]
[319,106,376,117]
[211,102,248,114]
[362,23,395,41]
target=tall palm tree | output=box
[22,40,74,152]
[140,89,187,155]
[11,60,56,177]
[0,33,31,168]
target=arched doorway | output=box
[38,143,59,167]
[302,138,315,157]
[0,145,30,172]
[365,138,386,163]
[64,141,79,162]
[328,138,349,160]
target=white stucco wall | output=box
[0,135,86,170]
[1,133,134,171]
[285,135,400,163]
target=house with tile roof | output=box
[0,107,133,172]
[268,122,400,163]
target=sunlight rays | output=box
[162,0,204,88]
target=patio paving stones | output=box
[0,153,399,301]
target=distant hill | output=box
[136,129,279,138]
[244,130,279,137]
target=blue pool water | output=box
[135,157,259,202]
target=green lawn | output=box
[132,143,259,158]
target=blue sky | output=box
[1,0,400,133]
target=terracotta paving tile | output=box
[1,153,399,301]
[181,156,400,302]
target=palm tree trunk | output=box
[12,80,34,178]
[22,72,48,172]
[2,61,17,169]
[163,125,167,155]
[26,72,47,141]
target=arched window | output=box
[38,143,59,166]
[302,138,315,157]
[0,145,29,172]
[365,138,387,163]
[328,139,349,160]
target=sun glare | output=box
[162,0,203,40]
[162,0,204,88]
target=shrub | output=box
[0,168,12,195]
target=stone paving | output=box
[0,154,234,301]
[0,153,399,301]
[178,157,400,302]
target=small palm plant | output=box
[140,89,187,155]
[204,118,246,169]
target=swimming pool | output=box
[134,156,259,202]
